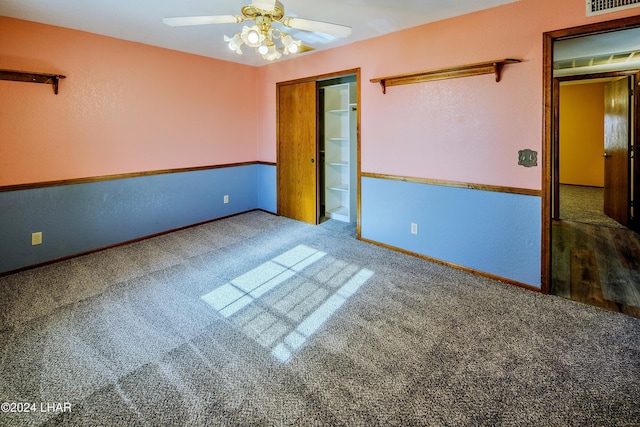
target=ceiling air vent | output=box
[586,0,640,16]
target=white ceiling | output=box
[553,27,640,76]
[0,0,520,67]
[554,27,640,60]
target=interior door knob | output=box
[603,153,611,158]
[311,158,315,163]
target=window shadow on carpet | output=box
[201,244,373,363]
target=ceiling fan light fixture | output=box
[163,0,350,62]
[262,44,282,61]
[241,25,264,47]
[224,34,244,54]
[247,30,260,44]
[281,34,301,54]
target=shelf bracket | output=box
[52,75,61,94]
[0,69,67,94]
[378,80,387,94]
[493,62,504,82]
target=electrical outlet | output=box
[223,195,229,204]
[411,223,418,235]
[32,232,43,245]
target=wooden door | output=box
[604,76,632,226]
[277,81,318,224]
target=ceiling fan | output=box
[163,0,352,61]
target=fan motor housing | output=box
[242,1,285,21]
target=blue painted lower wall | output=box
[2,165,540,288]
[0,163,277,274]
[361,177,541,288]
[257,163,277,213]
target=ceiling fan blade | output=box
[162,15,242,27]
[281,17,352,38]
[298,45,315,54]
[252,0,277,10]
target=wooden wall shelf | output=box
[370,59,521,94]
[0,69,66,94]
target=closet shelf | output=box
[370,59,521,94]
[328,184,349,192]
[327,206,349,217]
[0,69,66,94]
[323,81,356,223]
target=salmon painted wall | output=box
[255,0,639,190]
[0,17,258,187]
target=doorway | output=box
[276,69,360,232]
[543,17,640,317]
[552,73,640,316]
[318,75,357,224]
[554,74,637,227]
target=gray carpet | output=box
[1,211,639,426]
[559,184,625,228]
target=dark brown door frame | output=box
[276,68,361,233]
[542,15,640,294]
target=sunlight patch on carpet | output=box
[201,245,373,363]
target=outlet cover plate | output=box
[32,232,43,245]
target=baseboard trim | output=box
[358,236,542,293]
[3,206,539,293]
[0,209,273,277]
